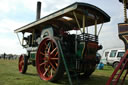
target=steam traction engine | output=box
[15,2,110,84]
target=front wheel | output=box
[36,37,64,82]
[113,62,119,69]
[18,54,28,74]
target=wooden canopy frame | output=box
[14,2,110,33]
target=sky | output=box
[0,0,125,55]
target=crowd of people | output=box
[0,53,18,60]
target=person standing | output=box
[3,53,6,60]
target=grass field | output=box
[0,59,128,85]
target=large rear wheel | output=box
[36,37,64,82]
[18,54,28,74]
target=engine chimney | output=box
[36,1,41,20]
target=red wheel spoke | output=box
[45,43,48,49]
[50,58,59,60]
[54,52,58,57]
[20,61,24,65]
[40,52,45,55]
[48,43,51,53]
[43,65,50,76]
[20,61,22,65]
[55,62,58,67]
[47,66,52,76]
[51,41,54,49]
[49,62,56,71]
[43,64,46,69]
[50,48,57,55]
[20,58,24,65]
[40,62,46,66]
[50,68,53,77]
[43,69,48,76]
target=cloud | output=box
[0,0,11,13]
[0,18,27,54]
[0,19,27,32]
[0,0,21,13]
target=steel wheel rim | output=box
[18,55,24,73]
[36,37,59,81]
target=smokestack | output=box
[36,1,41,20]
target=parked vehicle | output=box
[101,48,125,68]
[96,53,101,64]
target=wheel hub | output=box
[44,52,51,62]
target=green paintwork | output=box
[30,53,36,60]
[76,43,84,59]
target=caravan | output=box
[101,48,125,68]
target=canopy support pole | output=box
[22,32,25,46]
[98,23,104,36]
[83,15,85,33]
[73,11,82,33]
[95,19,97,36]
[32,29,35,46]
[86,15,88,34]
[16,33,22,46]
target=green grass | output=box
[0,59,128,85]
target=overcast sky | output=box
[0,0,125,55]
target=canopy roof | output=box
[14,2,110,33]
